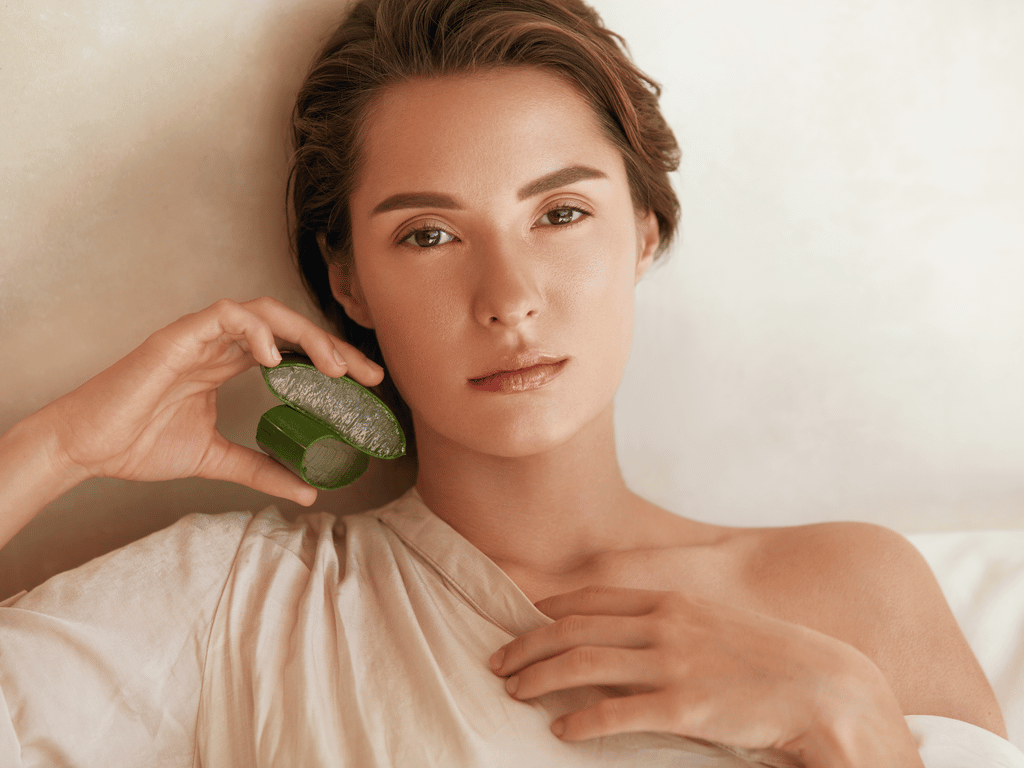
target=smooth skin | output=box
[0,66,1007,767]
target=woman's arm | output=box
[0,408,92,549]
[0,296,382,550]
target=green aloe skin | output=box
[256,353,406,490]
[257,405,370,489]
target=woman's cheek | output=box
[371,290,459,408]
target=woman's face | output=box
[337,66,659,458]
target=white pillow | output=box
[909,530,1024,749]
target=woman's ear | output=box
[635,209,660,283]
[319,233,375,329]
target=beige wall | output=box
[609,0,1024,531]
[2,0,1022,596]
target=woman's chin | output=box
[465,430,576,460]
[414,402,612,461]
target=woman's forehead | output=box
[351,67,627,211]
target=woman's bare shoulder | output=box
[724,520,1007,737]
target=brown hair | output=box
[288,0,681,446]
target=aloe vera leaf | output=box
[256,404,369,489]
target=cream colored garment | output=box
[1,489,1021,767]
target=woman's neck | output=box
[414,404,652,578]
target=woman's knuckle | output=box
[580,584,612,600]
[212,297,238,312]
[316,328,341,349]
[568,646,597,673]
[258,296,286,315]
[555,614,585,641]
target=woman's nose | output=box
[472,237,543,329]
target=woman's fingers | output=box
[554,692,670,742]
[207,298,284,369]
[240,297,384,386]
[493,585,887,755]
[174,297,384,386]
[200,434,318,506]
[534,584,665,620]
[502,645,656,702]
[492,613,648,676]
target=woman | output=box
[0,0,1018,765]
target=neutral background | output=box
[1,0,1022,597]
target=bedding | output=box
[909,529,1024,750]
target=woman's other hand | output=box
[0,296,383,527]
[46,297,382,503]
[489,585,924,768]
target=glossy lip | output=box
[468,354,568,393]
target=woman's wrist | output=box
[793,647,924,768]
[0,407,93,549]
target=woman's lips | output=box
[468,359,568,393]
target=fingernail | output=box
[551,719,565,738]
[271,346,282,365]
[505,675,519,695]
[333,348,346,368]
[369,359,384,373]
[489,649,505,671]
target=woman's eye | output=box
[538,207,587,227]
[401,228,456,248]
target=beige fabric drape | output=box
[1,490,1021,767]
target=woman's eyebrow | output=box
[370,165,607,217]
[516,165,607,201]
[371,192,461,217]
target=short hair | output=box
[288,0,681,444]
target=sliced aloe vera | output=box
[261,353,406,460]
[257,405,369,489]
